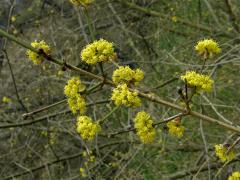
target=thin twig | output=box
[0,100,110,129]
[22,99,67,119]
[153,77,178,90]
[2,50,28,112]
[23,82,102,118]
[108,113,187,137]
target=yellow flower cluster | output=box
[134,111,156,143]
[181,71,214,92]
[76,116,101,141]
[111,84,141,107]
[26,40,50,65]
[64,77,86,114]
[67,96,86,114]
[64,77,86,97]
[228,172,240,180]
[195,39,221,58]
[81,39,116,65]
[70,0,92,6]
[166,119,185,138]
[215,144,235,162]
[112,66,144,85]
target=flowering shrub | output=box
[1,1,240,179]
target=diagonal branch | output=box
[0,100,110,129]
[0,28,240,134]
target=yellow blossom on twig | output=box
[64,77,86,114]
[76,116,101,141]
[112,66,144,86]
[166,118,185,138]
[134,111,156,143]
[181,71,214,92]
[111,84,141,107]
[26,40,50,65]
[215,144,235,162]
[81,39,116,65]
[195,39,221,58]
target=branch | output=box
[0,28,240,134]
[22,99,67,119]
[108,113,186,137]
[0,100,110,129]
[22,82,103,118]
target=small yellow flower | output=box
[111,84,141,107]
[76,116,101,141]
[228,171,240,180]
[2,96,11,103]
[11,16,16,22]
[12,29,18,35]
[81,39,116,65]
[70,0,93,6]
[134,111,156,143]
[57,70,64,76]
[82,151,87,157]
[26,40,50,65]
[181,71,214,92]
[79,168,87,177]
[89,155,95,162]
[195,39,221,58]
[112,66,144,85]
[166,118,185,138]
[171,16,177,22]
[215,144,235,162]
